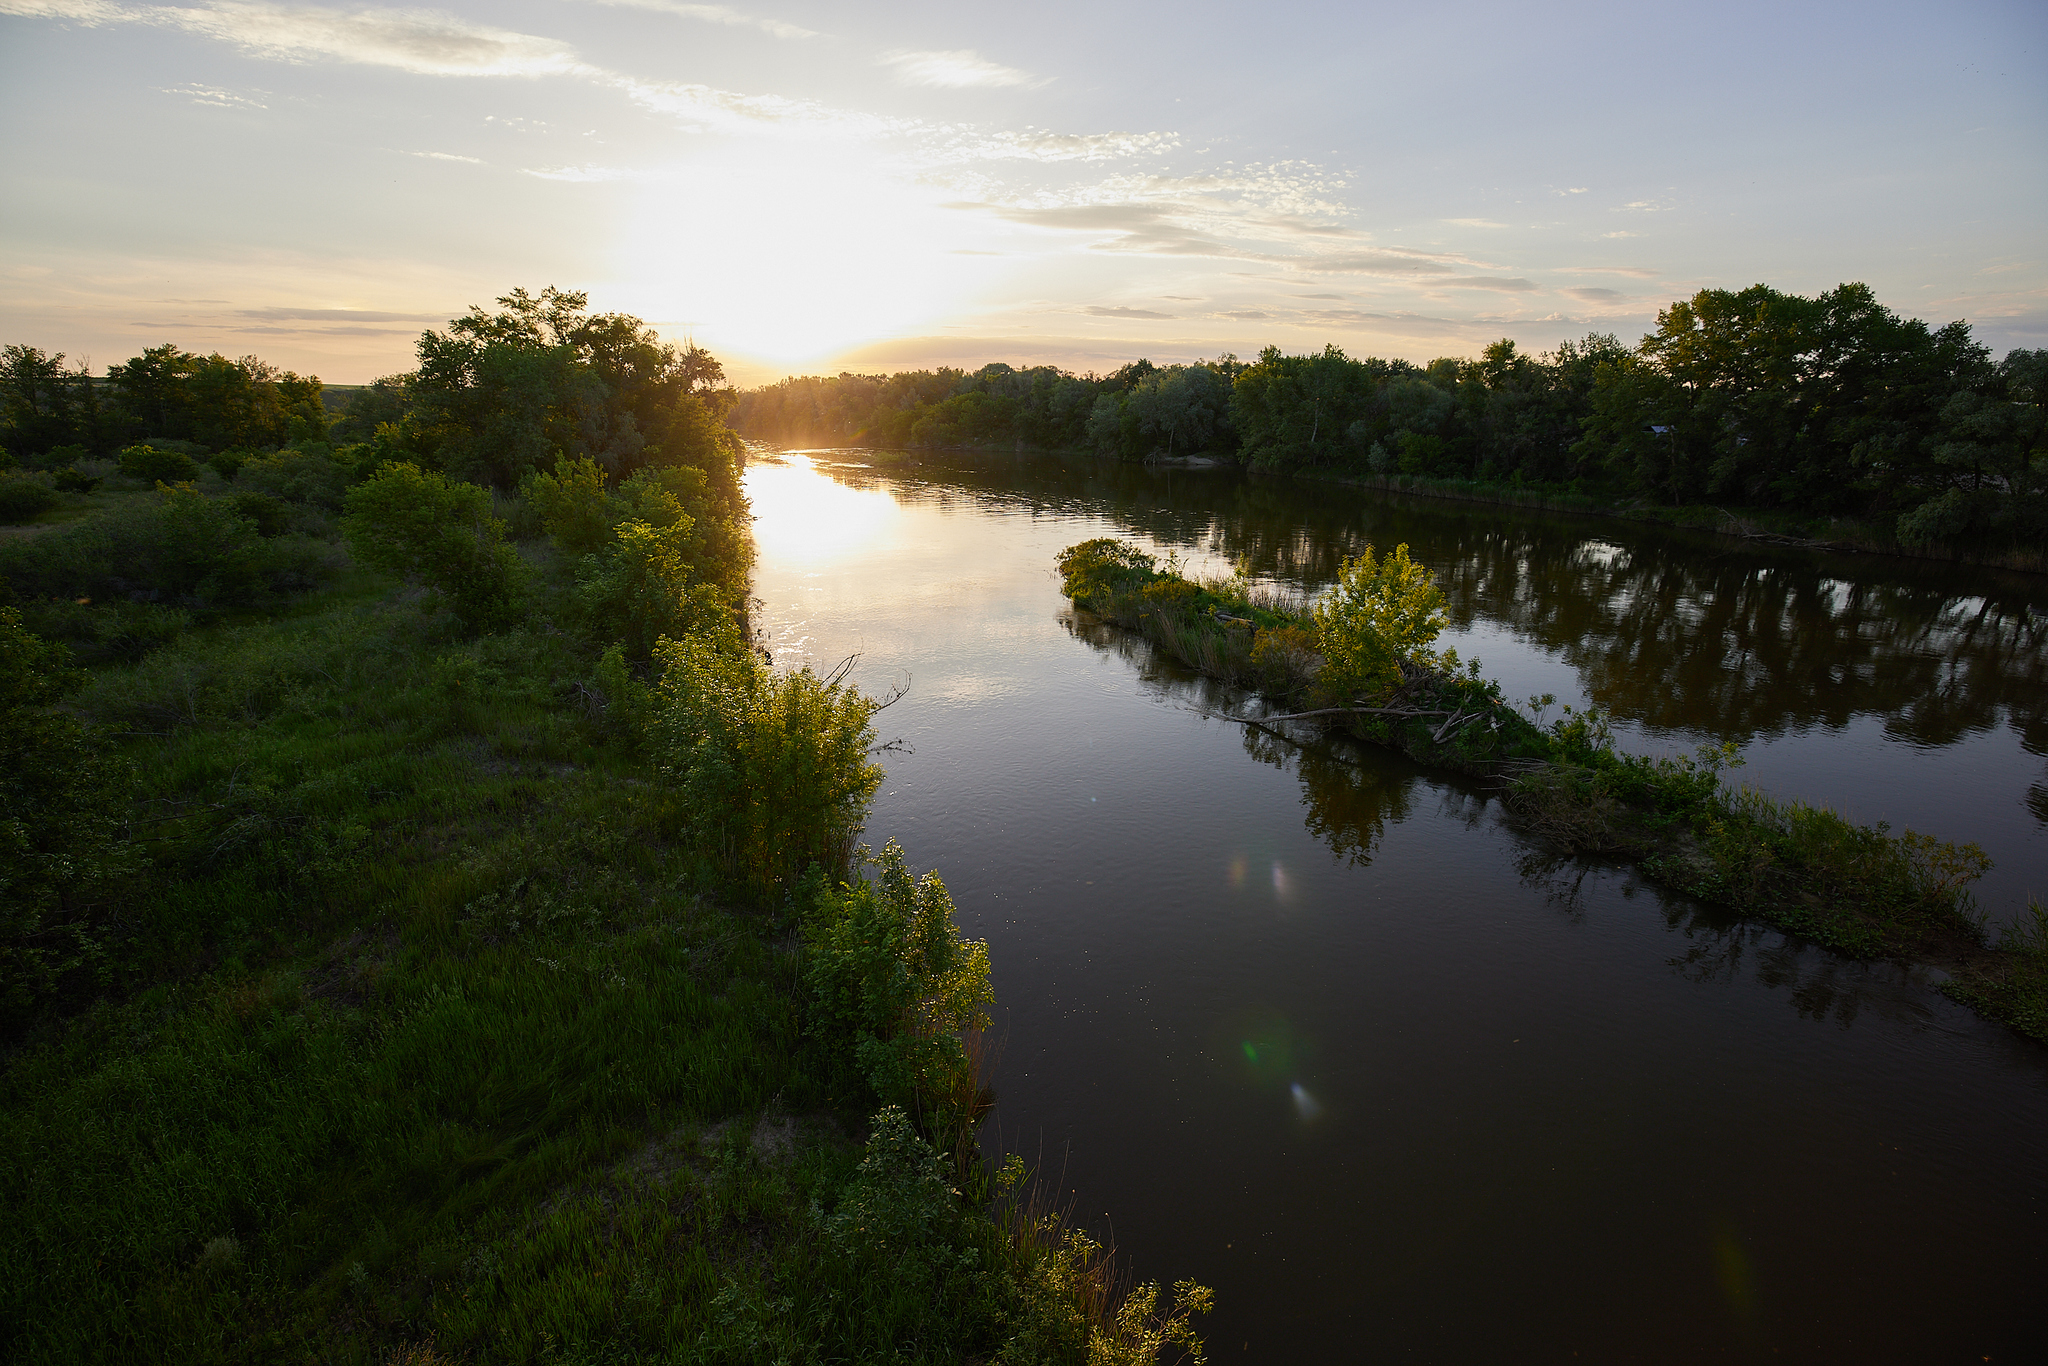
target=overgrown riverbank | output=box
[0,297,1213,1364]
[1056,538,2048,1043]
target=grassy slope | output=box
[1,494,1203,1362]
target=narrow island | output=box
[1053,535,2047,1043]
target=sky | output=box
[2,0,2043,387]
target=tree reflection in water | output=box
[862,449,2044,777]
[1064,601,1980,1034]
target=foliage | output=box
[0,473,59,524]
[1309,543,1449,701]
[0,485,328,610]
[647,636,886,905]
[802,845,993,1113]
[233,444,354,510]
[1055,538,1160,602]
[0,607,134,1018]
[573,518,726,660]
[523,454,615,558]
[118,443,199,484]
[341,463,528,631]
[732,357,1242,460]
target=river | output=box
[742,447,2047,1362]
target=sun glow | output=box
[613,143,991,365]
[744,456,901,566]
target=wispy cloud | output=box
[402,149,482,163]
[574,0,817,40]
[1561,286,1623,303]
[521,163,636,181]
[1447,276,1538,292]
[1082,305,1175,319]
[1444,217,1509,228]
[1557,265,1658,278]
[880,49,1047,90]
[158,81,267,108]
[238,307,448,321]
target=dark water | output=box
[744,449,2048,1362]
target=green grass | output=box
[0,495,1212,1363]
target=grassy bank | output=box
[0,463,1212,1362]
[1056,538,2048,1043]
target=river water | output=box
[742,448,2048,1362]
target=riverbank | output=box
[0,472,1211,1363]
[1056,538,2048,1044]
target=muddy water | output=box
[743,449,2048,1362]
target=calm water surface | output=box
[743,449,2047,1362]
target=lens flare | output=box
[1290,1083,1323,1121]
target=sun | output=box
[611,142,985,366]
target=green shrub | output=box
[118,443,199,483]
[522,454,613,558]
[225,490,294,536]
[0,607,135,1018]
[1310,542,1450,701]
[50,467,99,494]
[573,517,723,659]
[0,474,59,524]
[647,633,884,903]
[0,487,322,608]
[206,448,252,481]
[1056,537,1159,602]
[16,598,190,663]
[341,462,527,631]
[236,445,350,509]
[803,843,993,1111]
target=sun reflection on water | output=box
[744,455,901,568]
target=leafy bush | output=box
[0,474,58,524]
[341,462,528,631]
[0,486,325,608]
[1056,537,1159,602]
[1310,542,1449,701]
[647,634,884,903]
[118,443,199,483]
[0,607,135,1018]
[573,518,723,659]
[50,467,99,494]
[803,843,993,1110]
[522,454,614,558]
[15,598,190,663]
[236,445,351,509]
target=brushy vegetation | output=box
[1057,537,2045,1042]
[0,300,1213,1364]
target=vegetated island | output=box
[0,291,1211,1364]
[730,281,2047,573]
[1054,537,2048,1044]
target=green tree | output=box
[1311,543,1449,701]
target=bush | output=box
[118,443,199,483]
[1310,542,1449,701]
[647,633,884,903]
[0,474,59,524]
[236,445,352,509]
[1056,537,1158,602]
[573,518,723,659]
[16,598,190,663]
[341,463,528,631]
[803,843,993,1110]
[0,486,323,609]
[0,607,135,1018]
[522,454,613,558]
[51,467,100,494]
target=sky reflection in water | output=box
[742,449,2048,1361]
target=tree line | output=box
[731,282,2046,551]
